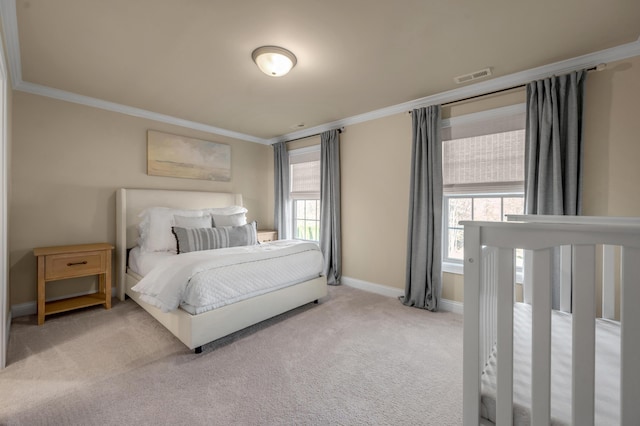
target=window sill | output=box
[442,261,464,275]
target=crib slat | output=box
[480,248,498,378]
[523,250,533,305]
[496,248,514,426]
[463,225,481,426]
[572,245,596,426]
[601,245,616,320]
[621,246,640,425]
[531,248,552,426]
[560,245,572,313]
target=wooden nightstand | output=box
[33,243,114,325]
[257,230,278,243]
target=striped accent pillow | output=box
[172,221,257,254]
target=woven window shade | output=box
[290,149,320,199]
[442,110,525,194]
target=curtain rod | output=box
[284,127,344,144]
[442,85,525,107]
[409,64,604,112]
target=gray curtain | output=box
[402,105,443,311]
[525,70,587,310]
[525,70,587,215]
[273,141,291,240]
[320,129,341,285]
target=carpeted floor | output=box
[0,285,463,425]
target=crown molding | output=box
[14,80,271,144]
[0,0,638,146]
[272,38,640,144]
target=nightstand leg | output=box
[37,256,45,325]
[99,274,111,310]
[104,251,112,309]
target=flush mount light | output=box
[251,46,297,77]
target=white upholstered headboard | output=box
[115,188,243,300]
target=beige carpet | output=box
[0,286,463,425]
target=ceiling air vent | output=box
[454,68,492,84]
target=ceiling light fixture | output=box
[252,46,297,77]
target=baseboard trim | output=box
[439,298,464,315]
[11,300,35,318]
[4,308,10,369]
[341,276,463,315]
[341,276,404,298]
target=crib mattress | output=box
[480,302,620,425]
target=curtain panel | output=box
[320,129,342,285]
[273,141,291,240]
[524,69,587,311]
[525,70,587,216]
[402,105,443,311]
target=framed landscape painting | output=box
[147,130,231,182]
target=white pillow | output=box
[212,212,247,227]
[173,215,212,228]
[202,206,248,216]
[203,206,248,228]
[138,207,205,253]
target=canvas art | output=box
[147,130,231,181]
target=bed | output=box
[461,215,640,425]
[115,188,327,353]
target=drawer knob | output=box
[67,261,88,266]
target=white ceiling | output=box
[3,0,640,143]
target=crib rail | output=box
[462,217,640,426]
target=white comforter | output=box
[131,240,323,314]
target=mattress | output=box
[130,240,324,315]
[480,303,620,425]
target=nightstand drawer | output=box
[45,250,106,280]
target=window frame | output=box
[288,145,321,242]
[440,103,526,276]
[292,198,321,242]
[442,192,524,273]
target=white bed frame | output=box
[115,188,327,352]
[462,215,640,425]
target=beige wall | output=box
[10,92,273,306]
[583,56,640,318]
[341,113,413,289]
[583,56,640,217]
[287,135,321,151]
[443,87,525,119]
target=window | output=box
[293,199,320,241]
[445,193,524,261]
[289,146,321,241]
[442,105,526,270]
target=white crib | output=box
[462,215,640,426]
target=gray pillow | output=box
[172,221,257,254]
